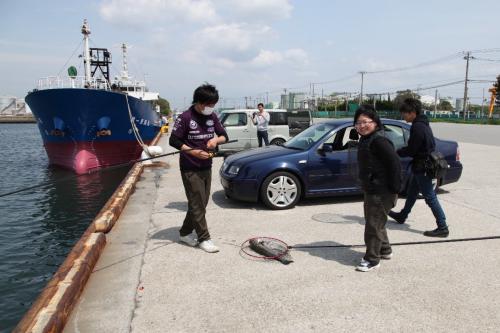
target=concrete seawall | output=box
[14,132,162,333]
[0,115,36,123]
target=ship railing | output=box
[35,76,111,91]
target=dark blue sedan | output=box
[220,118,463,210]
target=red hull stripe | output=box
[44,140,152,174]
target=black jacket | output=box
[397,114,436,173]
[357,130,402,194]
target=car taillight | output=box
[456,146,460,161]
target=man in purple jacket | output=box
[169,84,228,253]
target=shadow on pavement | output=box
[164,201,187,211]
[386,220,425,235]
[297,194,364,207]
[211,190,268,211]
[310,212,424,236]
[151,226,181,242]
[92,227,179,273]
[292,240,362,266]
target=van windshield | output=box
[284,123,337,150]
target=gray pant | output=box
[180,169,212,242]
[363,193,397,264]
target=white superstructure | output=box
[33,20,159,103]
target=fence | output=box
[310,109,500,124]
[311,110,402,120]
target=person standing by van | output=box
[169,83,228,253]
[252,103,270,147]
[354,105,401,272]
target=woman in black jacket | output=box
[354,105,401,272]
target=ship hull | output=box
[25,88,161,174]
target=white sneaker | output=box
[179,234,198,247]
[199,240,219,253]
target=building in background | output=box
[0,96,29,116]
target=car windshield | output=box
[284,123,337,150]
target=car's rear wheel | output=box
[260,171,301,210]
[271,138,286,146]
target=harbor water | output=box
[0,123,130,332]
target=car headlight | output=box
[227,165,240,175]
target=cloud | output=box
[0,52,65,65]
[251,50,284,67]
[251,48,309,69]
[184,23,272,64]
[283,49,309,67]
[220,0,293,21]
[99,0,217,27]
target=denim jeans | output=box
[400,173,447,229]
[257,130,269,147]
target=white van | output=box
[218,109,290,152]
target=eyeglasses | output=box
[354,120,374,127]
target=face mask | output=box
[201,106,215,115]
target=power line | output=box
[468,48,500,54]
[219,49,500,108]
[364,52,462,74]
[473,57,500,62]
[313,74,359,86]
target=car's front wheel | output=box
[260,171,301,209]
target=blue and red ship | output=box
[26,20,161,174]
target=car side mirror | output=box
[318,143,333,155]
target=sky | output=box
[1,0,499,110]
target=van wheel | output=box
[271,138,286,146]
[260,171,301,210]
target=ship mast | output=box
[81,19,91,84]
[121,43,129,79]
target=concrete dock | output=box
[64,125,500,332]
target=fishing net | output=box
[240,237,293,265]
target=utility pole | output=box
[245,96,248,109]
[462,51,474,120]
[359,71,366,105]
[434,89,438,118]
[266,92,269,106]
[480,88,485,118]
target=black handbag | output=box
[425,151,449,179]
